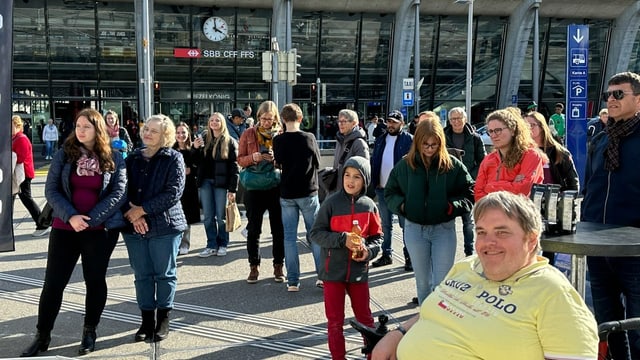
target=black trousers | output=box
[244,187,284,266]
[36,228,118,332]
[16,178,44,228]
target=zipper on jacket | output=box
[346,196,356,281]
[603,171,611,224]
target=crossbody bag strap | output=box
[338,139,356,166]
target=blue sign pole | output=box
[566,24,589,184]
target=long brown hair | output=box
[406,117,453,172]
[63,108,115,172]
[525,111,567,165]
[175,121,193,150]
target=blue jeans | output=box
[123,232,181,310]
[404,218,457,305]
[375,188,405,256]
[587,256,640,360]
[199,179,229,249]
[45,140,55,157]
[280,195,321,286]
[461,211,475,256]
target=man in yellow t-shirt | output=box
[372,191,598,360]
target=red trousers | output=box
[323,281,374,360]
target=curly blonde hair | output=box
[485,109,536,169]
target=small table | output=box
[540,222,640,298]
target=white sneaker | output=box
[287,283,300,292]
[178,246,189,255]
[315,280,324,289]
[198,248,217,258]
[241,228,248,239]
[216,247,227,256]
[32,228,51,237]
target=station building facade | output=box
[10,0,640,132]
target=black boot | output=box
[154,308,171,342]
[134,310,156,342]
[403,247,413,272]
[21,331,51,357]
[78,326,96,355]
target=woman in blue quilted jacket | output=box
[121,114,187,344]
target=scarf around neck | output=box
[107,123,120,138]
[604,112,640,171]
[256,126,277,149]
[77,148,102,176]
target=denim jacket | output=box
[45,149,127,229]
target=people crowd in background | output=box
[15,87,637,359]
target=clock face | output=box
[203,16,228,42]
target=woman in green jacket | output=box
[385,118,474,305]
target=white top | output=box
[379,134,397,188]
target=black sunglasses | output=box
[602,90,636,102]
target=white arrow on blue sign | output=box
[566,24,589,184]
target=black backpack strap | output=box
[338,139,356,166]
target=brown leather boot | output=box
[247,265,259,284]
[273,263,285,283]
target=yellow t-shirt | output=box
[397,256,598,360]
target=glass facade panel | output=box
[417,16,438,111]
[292,14,320,86]
[48,5,97,80]
[433,17,469,109]
[155,5,192,82]
[9,1,636,129]
[632,32,640,73]
[319,14,359,91]
[415,15,504,122]
[358,15,392,106]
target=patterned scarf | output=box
[76,148,102,176]
[604,112,640,171]
[256,126,277,149]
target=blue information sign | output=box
[402,90,414,107]
[566,24,589,183]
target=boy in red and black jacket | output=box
[310,155,382,359]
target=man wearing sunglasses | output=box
[582,71,640,360]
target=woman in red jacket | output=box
[12,115,49,236]
[475,109,545,201]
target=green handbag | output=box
[239,161,281,191]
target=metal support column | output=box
[135,0,153,121]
